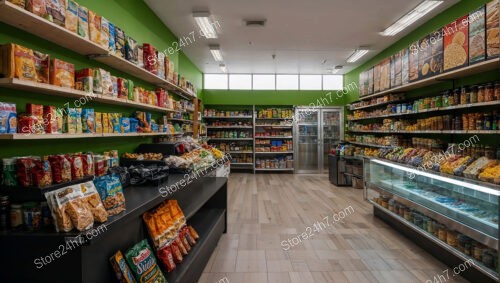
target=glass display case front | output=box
[365,158,500,279]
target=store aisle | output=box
[198,173,467,283]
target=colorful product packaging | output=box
[89,10,101,45]
[65,0,79,33]
[75,108,82,134]
[120,118,130,133]
[108,22,117,53]
[75,68,93,93]
[63,108,77,134]
[82,109,95,133]
[117,78,128,99]
[77,5,89,40]
[443,15,469,71]
[102,113,110,134]
[43,106,59,134]
[125,36,138,64]
[33,51,50,84]
[50,59,75,89]
[0,44,37,81]
[486,0,500,58]
[114,26,126,58]
[46,0,66,26]
[409,41,419,82]
[401,48,410,85]
[100,17,110,50]
[95,112,103,134]
[469,6,487,64]
[109,251,137,283]
[0,102,17,134]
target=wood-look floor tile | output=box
[235,259,267,272]
[267,260,294,272]
[267,272,292,283]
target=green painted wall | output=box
[0,0,202,158]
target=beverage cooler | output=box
[294,107,344,174]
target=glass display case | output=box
[365,158,499,280]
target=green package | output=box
[125,240,167,283]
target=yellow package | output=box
[95,112,102,134]
[102,113,109,133]
[88,10,101,45]
[1,44,37,81]
[65,0,79,33]
[75,108,82,134]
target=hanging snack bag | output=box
[27,0,48,18]
[94,175,126,215]
[110,250,137,283]
[125,36,139,64]
[46,0,66,26]
[125,240,167,283]
[88,10,101,45]
[108,22,117,53]
[43,106,58,134]
[33,51,50,84]
[101,69,113,96]
[75,108,82,134]
[77,5,89,40]
[49,154,72,183]
[50,59,75,89]
[65,0,79,33]
[33,157,52,188]
[1,44,37,81]
[114,26,126,58]
[82,108,95,133]
[93,68,103,94]
[100,17,110,50]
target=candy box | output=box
[82,109,95,133]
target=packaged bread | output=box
[1,44,37,81]
[34,51,50,84]
[50,59,74,88]
[77,5,89,40]
[487,0,500,58]
[65,0,79,33]
[100,17,110,50]
[27,0,48,18]
[45,0,66,26]
[89,10,101,45]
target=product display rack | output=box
[0,166,228,283]
[254,106,295,173]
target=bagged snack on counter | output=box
[50,59,75,88]
[1,44,37,81]
[0,102,17,134]
[80,181,108,223]
[183,226,196,246]
[120,117,130,133]
[7,0,25,8]
[125,36,138,64]
[108,22,116,53]
[34,51,50,84]
[75,108,82,134]
[94,175,126,215]
[125,240,166,283]
[117,78,128,99]
[111,76,119,97]
[49,154,72,183]
[81,108,95,133]
[17,157,36,187]
[114,26,126,58]
[27,0,48,18]
[101,69,113,96]
[188,225,199,240]
[170,241,183,264]
[65,0,78,33]
[43,106,59,134]
[44,189,73,232]
[110,251,137,283]
[157,245,176,272]
[89,10,101,45]
[93,68,103,94]
[100,17,110,50]
[75,68,93,92]
[33,157,52,187]
[156,51,166,79]
[77,5,89,40]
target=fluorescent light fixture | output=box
[346,49,369,63]
[372,159,500,196]
[193,12,218,39]
[380,1,443,36]
[219,64,227,73]
[210,45,224,62]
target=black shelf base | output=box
[374,206,497,283]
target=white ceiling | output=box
[145,0,459,75]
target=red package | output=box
[48,155,72,183]
[174,237,188,256]
[17,157,36,187]
[188,225,199,240]
[70,155,84,179]
[157,245,176,272]
[94,159,106,176]
[43,106,59,134]
[183,226,196,246]
[171,242,183,264]
[143,43,157,74]
[81,153,94,177]
[155,88,166,108]
[18,115,37,134]
[26,104,43,119]
[117,78,128,99]
[33,158,52,187]
[180,231,191,252]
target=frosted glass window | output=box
[276,75,299,90]
[300,75,322,90]
[323,75,343,90]
[204,74,228,89]
[253,75,275,90]
[229,74,252,90]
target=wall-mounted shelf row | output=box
[0,132,175,140]
[348,130,500,134]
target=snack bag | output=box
[43,106,58,134]
[1,44,37,81]
[27,0,48,18]
[33,51,50,84]
[17,157,36,187]
[77,5,89,40]
[125,36,138,64]
[46,0,66,26]
[70,154,84,179]
[120,117,130,133]
[48,154,72,184]
[108,22,117,53]
[101,69,113,96]
[143,44,157,74]
[44,189,73,232]
[0,102,17,134]
[75,108,82,134]
[157,245,176,272]
[88,10,101,45]
[114,26,126,58]
[156,51,166,79]
[81,108,95,133]
[125,240,166,283]
[75,68,93,93]
[80,153,94,177]
[63,107,77,134]
[93,68,103,94]
[110,251,137,283]
[80,180,108,223]
[33,157,52,188]
[117,78,128,99]
[94,175,126,215]
[50,59,75,88]
[100,17,110,50]
[111,76,119,97]
[65,0,79,33]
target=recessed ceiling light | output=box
[193,11,218,39]
[219,63,227,73]
[346,49,369,63]
[210,45,224,62]
[380,1,444,36]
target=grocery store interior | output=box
[0,0,499,282]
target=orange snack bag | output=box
[50,59,75,88]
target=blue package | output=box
[129,118,138,133]
[0,102,17,134]
[151,123,159,132]
[145,112,151,124]
[120,117,130,133]
[108,22,116,53]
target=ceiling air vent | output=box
[245,19,266,27]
